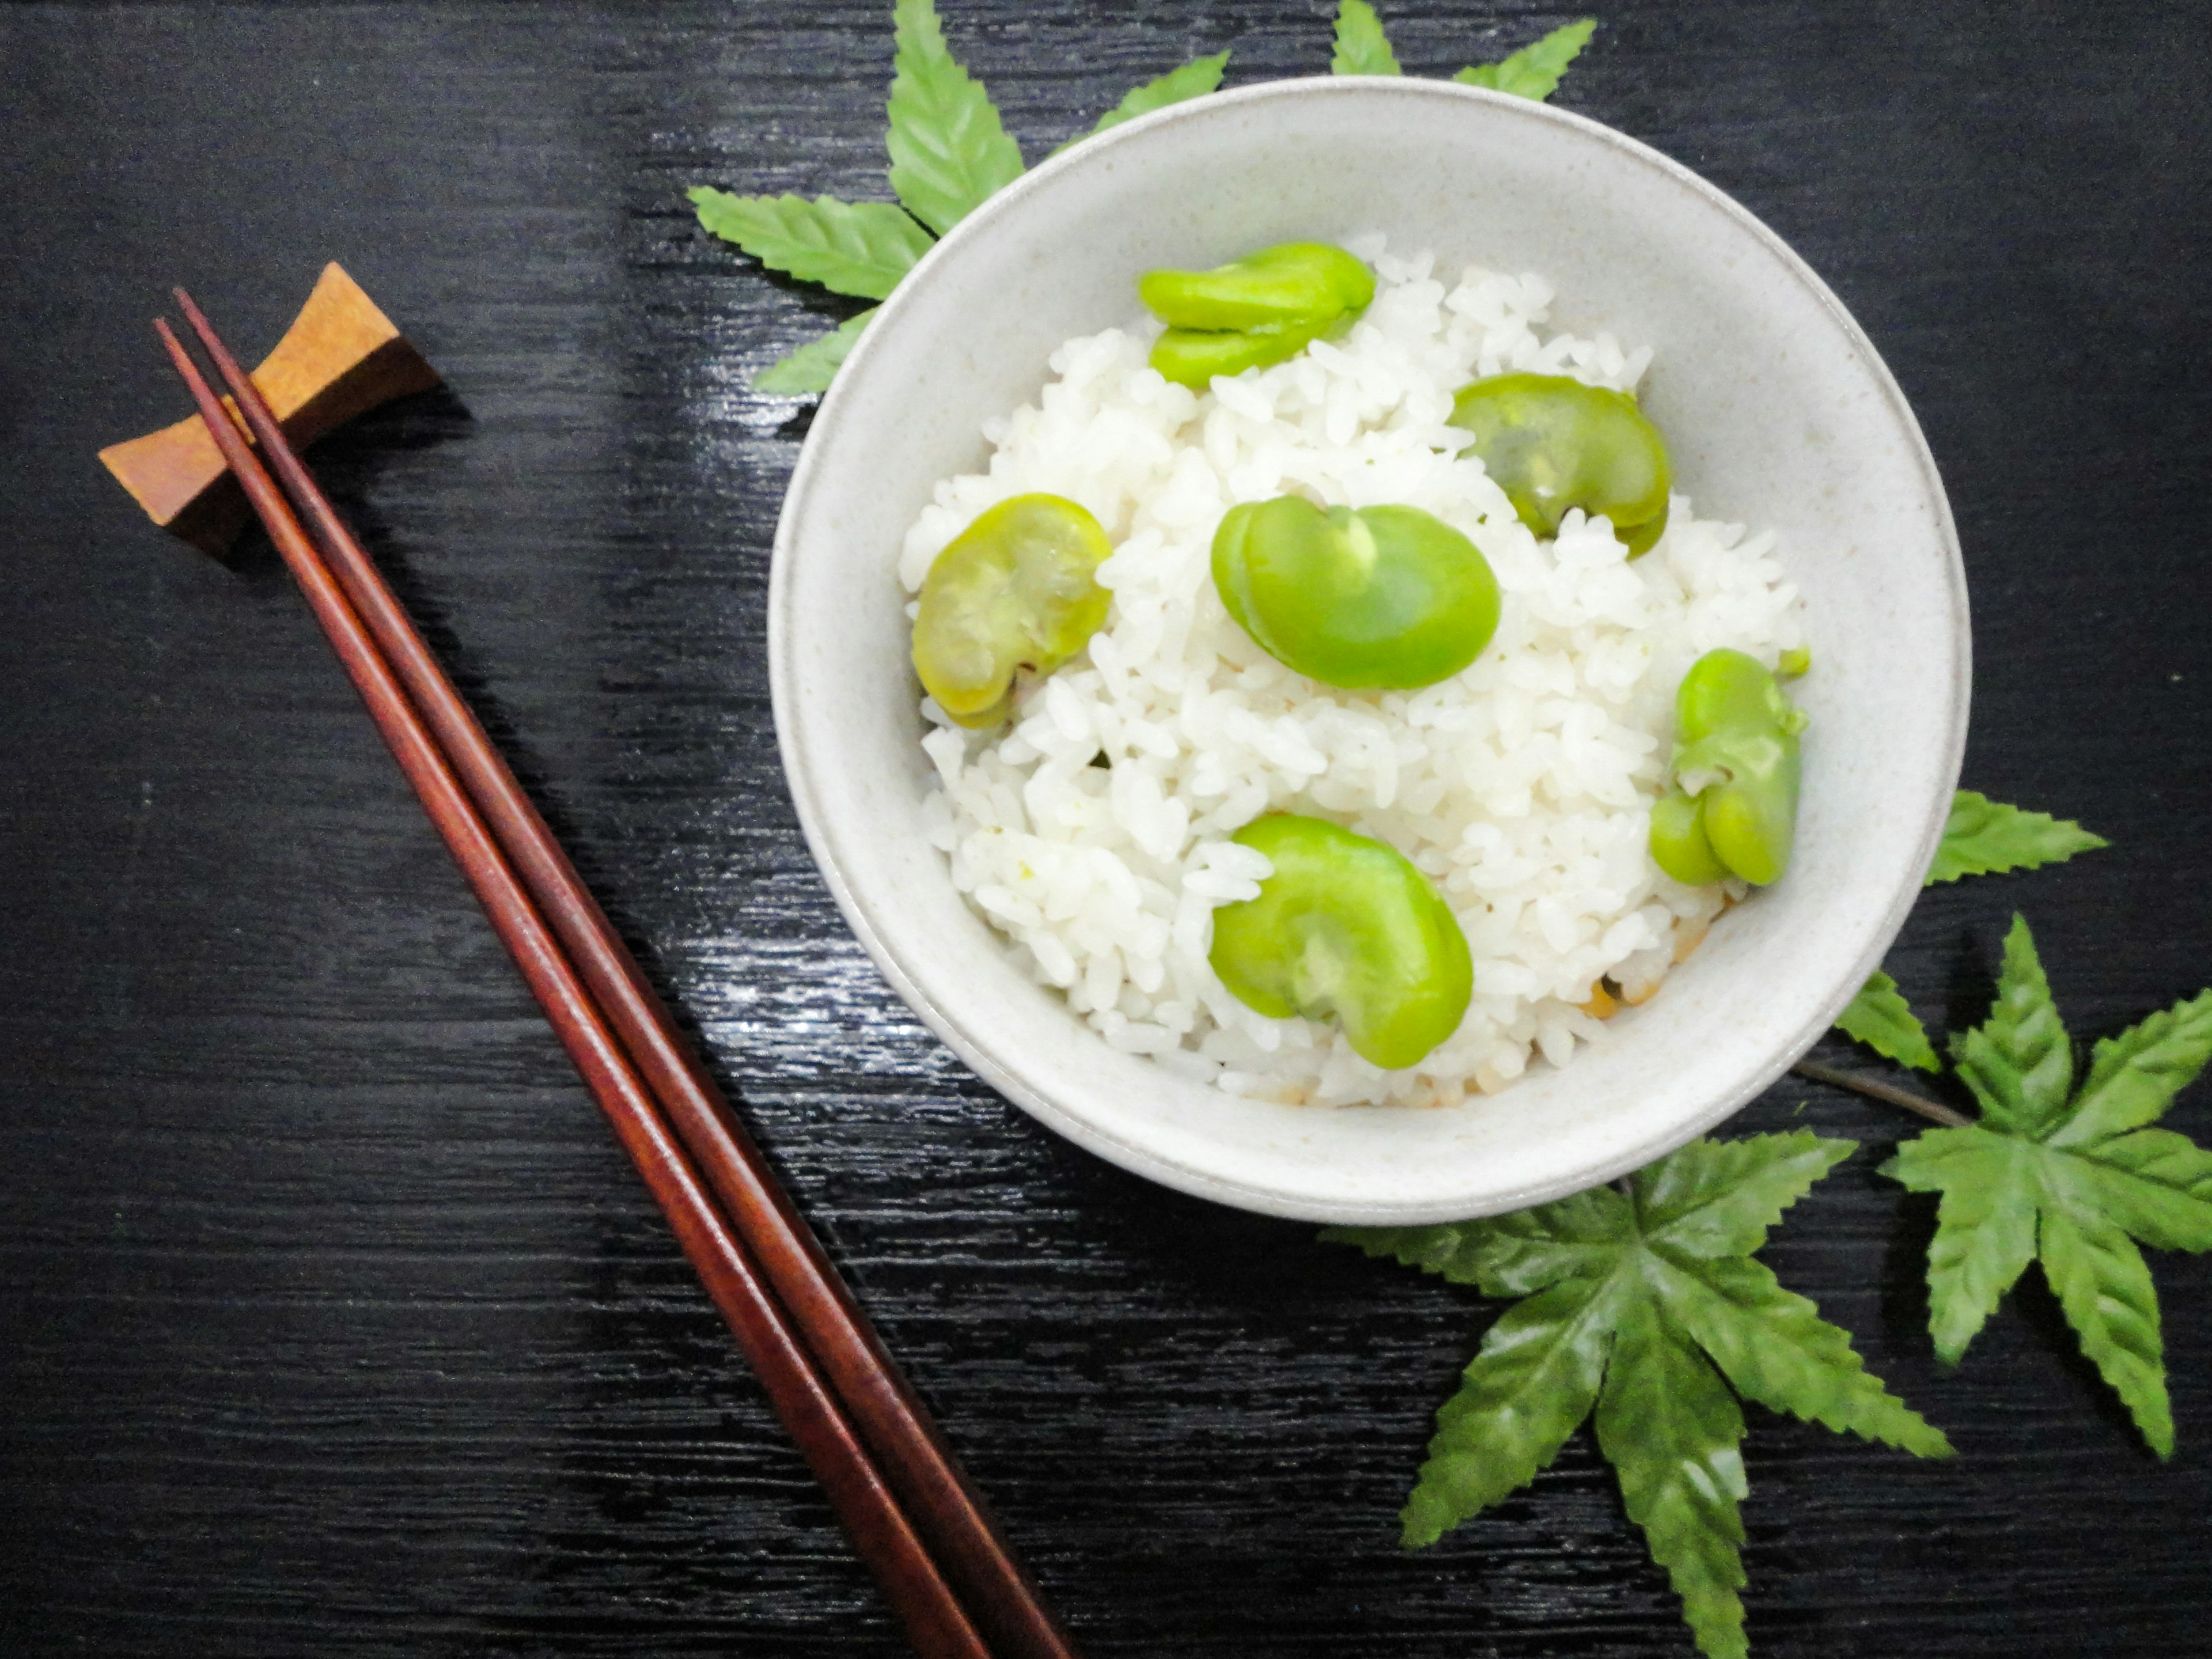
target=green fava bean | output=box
[1140,241,1376,389]
[1150,319,1340,389]
[1647,648,1806,888]
[1208,814,1472,1070]
[1211,497,1500,690]
[1648,787,1729,887]
[1140,241,1376,332]
[1676,644,1802,740]
[1448,372,1672,556]
[911,494,1112,728]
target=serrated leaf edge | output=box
[1927,789,2108,885]
[1948,914,2074,1136]
[1453,17,1597,100]
[1078,51,1231,146]
[885,0,1026,236]
[753,308,878,395]
[1331,0,1403,76]
[1835,970,1941,1073]
[689,189,931,301]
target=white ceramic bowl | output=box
[770,77,1968,1225]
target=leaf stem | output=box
[1791,1059,1972,1128]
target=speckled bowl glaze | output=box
[770,76,1969,1225]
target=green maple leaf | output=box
[886,0,1026,237]
[1331,0,1402,75]
[1881,914,2212,1456]
[755,308,878,396]
[1929,790,2107,884]
[1329,1132,1950,1659]
[1835,970,1940,1073]
[1455,18,1597,100]
[688,190,932,301]
[1830,793,2103,1067]
[1078,51,1231,143]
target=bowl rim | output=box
[769,74,1971,1221]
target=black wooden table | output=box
[6,3,2210,1653]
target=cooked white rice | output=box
[902,237,1804,1108]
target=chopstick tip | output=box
[173,287,220,342]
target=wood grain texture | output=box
[3,2,2209,1654]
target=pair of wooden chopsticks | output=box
[154,297,1080,1659]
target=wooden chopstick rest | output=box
[103,264,440,556]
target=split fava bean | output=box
[1149,326,1340,389]
[1209,814,1472,1070]
[911,494,1112,728]
[1211,497,1500,690]
[1448,372,1672,556]
[1647,647,1807,888]
[1140,242,1376,389]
